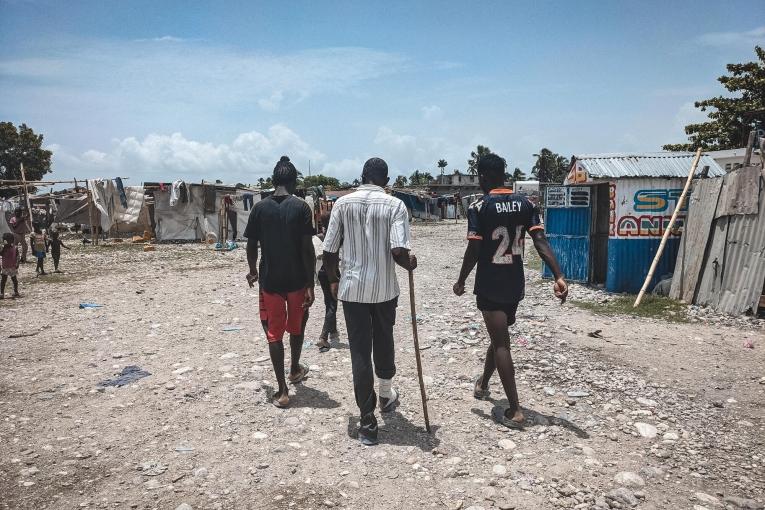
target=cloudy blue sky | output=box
[1,0,763,184]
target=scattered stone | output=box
[614,471,645,488]
[492,464,507,477]
[607,487,638,507]
[172,366,193,375]
[567,390,590,398]
[695,492,722,507]
[164,382,176,390]
[636,397,657,407]
[138,461,167,476]
[723,496,764,510]
[557,484,578,497]
[175,504,193,510]
[639,466,664,479]
[498,439,517,450]
[252,432,268,440]
[220,352,239,359]
[543,387,556,396]
[634,422,658,439]
[662,432,679,441]
[193,467,208,478]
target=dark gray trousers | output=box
[342,298,398,433]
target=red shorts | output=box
[259,289,306,342]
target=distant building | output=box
[707,147,762,172]
[428,171,509,195]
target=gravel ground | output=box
[1,221,763,510]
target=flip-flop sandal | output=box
[272,392,290,408]
[474,376,490,400]
[288,364,310,384]
[492,405,525,430]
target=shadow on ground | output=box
[262,383,341,409]
[346,412,440,450]
[471,404,589,439]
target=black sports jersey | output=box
[466,188,543,303]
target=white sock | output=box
[378,378,393,399]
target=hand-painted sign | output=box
[610,178,685,239]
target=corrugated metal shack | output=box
[670,165,765,315]
[543,152,725,293]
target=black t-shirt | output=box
[244,195,314,294]
[467,189,544,303]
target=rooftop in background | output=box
[570,152,726,181]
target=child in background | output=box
[48,231,70,273]
[30,226,48,276]
[1,233,21,299]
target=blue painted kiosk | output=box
[542,153,725,294]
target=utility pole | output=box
[19,162,34,231]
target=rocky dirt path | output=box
[1,222,763,510]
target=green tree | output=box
[393,175,408,187]
[352,178,361,187]
[437,159,448,175]
[531,149,569,183]
[467,145,492,175]
[663,46,765,151]
[512,167,526,181]
[409,170,434,186]
[303,174,340,188]
[257,177,273,189]
[0,122,53,198]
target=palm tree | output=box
[512,167,526,181]
[437,159,448,176]
[467,145,492,175]
[532,149,570,183]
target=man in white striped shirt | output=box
[323,157,417,446]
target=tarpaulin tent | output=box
[151,184,259,241]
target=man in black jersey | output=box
[453,153,567,429]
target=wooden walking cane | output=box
[408,270,432,433]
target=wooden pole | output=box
[408,270,432,433]
[634,147,702,308]
[743,130,756,168]
[19,163,34,231]
[87,180,96,246]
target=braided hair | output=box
[273,156,298,186]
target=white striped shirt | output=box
[323,184,411,303]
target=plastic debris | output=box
[98,365,151,387]
[79,303,104,309]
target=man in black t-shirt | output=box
[245,156,316,408]
[453,153,568,429]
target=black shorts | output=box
[476,296,518,326]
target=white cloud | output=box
[373,126,476,176]
[421,105,443,121]
[673,101,708,133]
[0,39,407,115]
[152,35,186,43]
[50,124,326,184]
[320,158,365,182]
[696,26,765,47]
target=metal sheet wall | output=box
[543,206,591,282]
[606,238,680,293]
